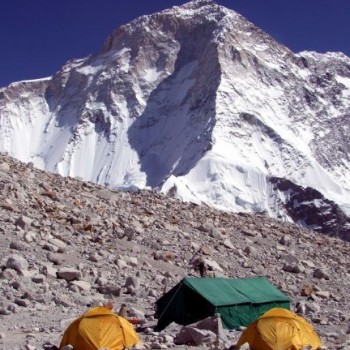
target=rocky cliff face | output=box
[1,0,350,236]
[269,177,350,241]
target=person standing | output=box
[197,257,207,278]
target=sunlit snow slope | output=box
[1,0,350,236]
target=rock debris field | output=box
[0,153,349,350]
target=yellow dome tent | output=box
[59,306,140,350]
[236,308,321,350]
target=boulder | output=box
[243,245,258,257]
[194,314,228,341]
[0,162,10,172]
[222,239,235,249]
[71,280,91,291]
[174,326,216,346]
[15,216,32,230]
[5,254,29,275]
[301,286,314,297]
[97,285,121,296]
[56,267,80,281]
[32,274,46,283]
[124,276,141,293]
[313,268,330,280]
[279,235,292,246]
[47,252,65,265]
[204,259,223,272]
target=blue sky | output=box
[1,0,349,88]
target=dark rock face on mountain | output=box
[1,0,350,236]
[270,177,350,241]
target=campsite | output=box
[1,0,350,348]
[55,284,321,350]
[0,155,349,349]
[56,276,321,350]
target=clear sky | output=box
[1,0,349,88]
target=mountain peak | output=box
[176,0,216,9]
[1,1,350,238]
[161,0,233,21]
[102,0,232,54]
[163,0,223,14]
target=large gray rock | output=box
[0,162,10,172]
[47,252,65,265]
[194,315,228,341]
[48,238,67,251]
[97,285,121,296]
[124,276,141,293]
[313,268,330,280]
[56,267,80,281]
[70,280,91,291]
[15,215,33,230]
[174,326,216,346]
[5,254,29,274]
[32,274,46,283]
[243,245,258,257]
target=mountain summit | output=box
[1,0,350,238]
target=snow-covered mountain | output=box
[1,0,350,238]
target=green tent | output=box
[155,276,290,331]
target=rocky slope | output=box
[1,0,350,236]
[0,153,349,350]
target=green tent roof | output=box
[155,276,290,331]
[183,276,290,306]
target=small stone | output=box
[97,285,121,296]
[124,276,140,293]
[48,238,67,250]
[301,286,314,297]
[32,274,46,283]
[0,162,10,172]
[279,235,292,246]
[243,246,258,257]
[60,345,74,350]
[313,268,330,280]
[15,216,32,230]
[15,298,30,307]
[71,280,91,291]
[315,291,331,299]
[222,239,234,249]
[42,264,58,279]
[47,252,65,265]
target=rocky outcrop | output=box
[270,177,350,240]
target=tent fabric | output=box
[183,277,290,306]
[60,306,140,350]
[236,308,321,350]
[155,277,290,331]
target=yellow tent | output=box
[60,306,140,350]
[236,308,321,350]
